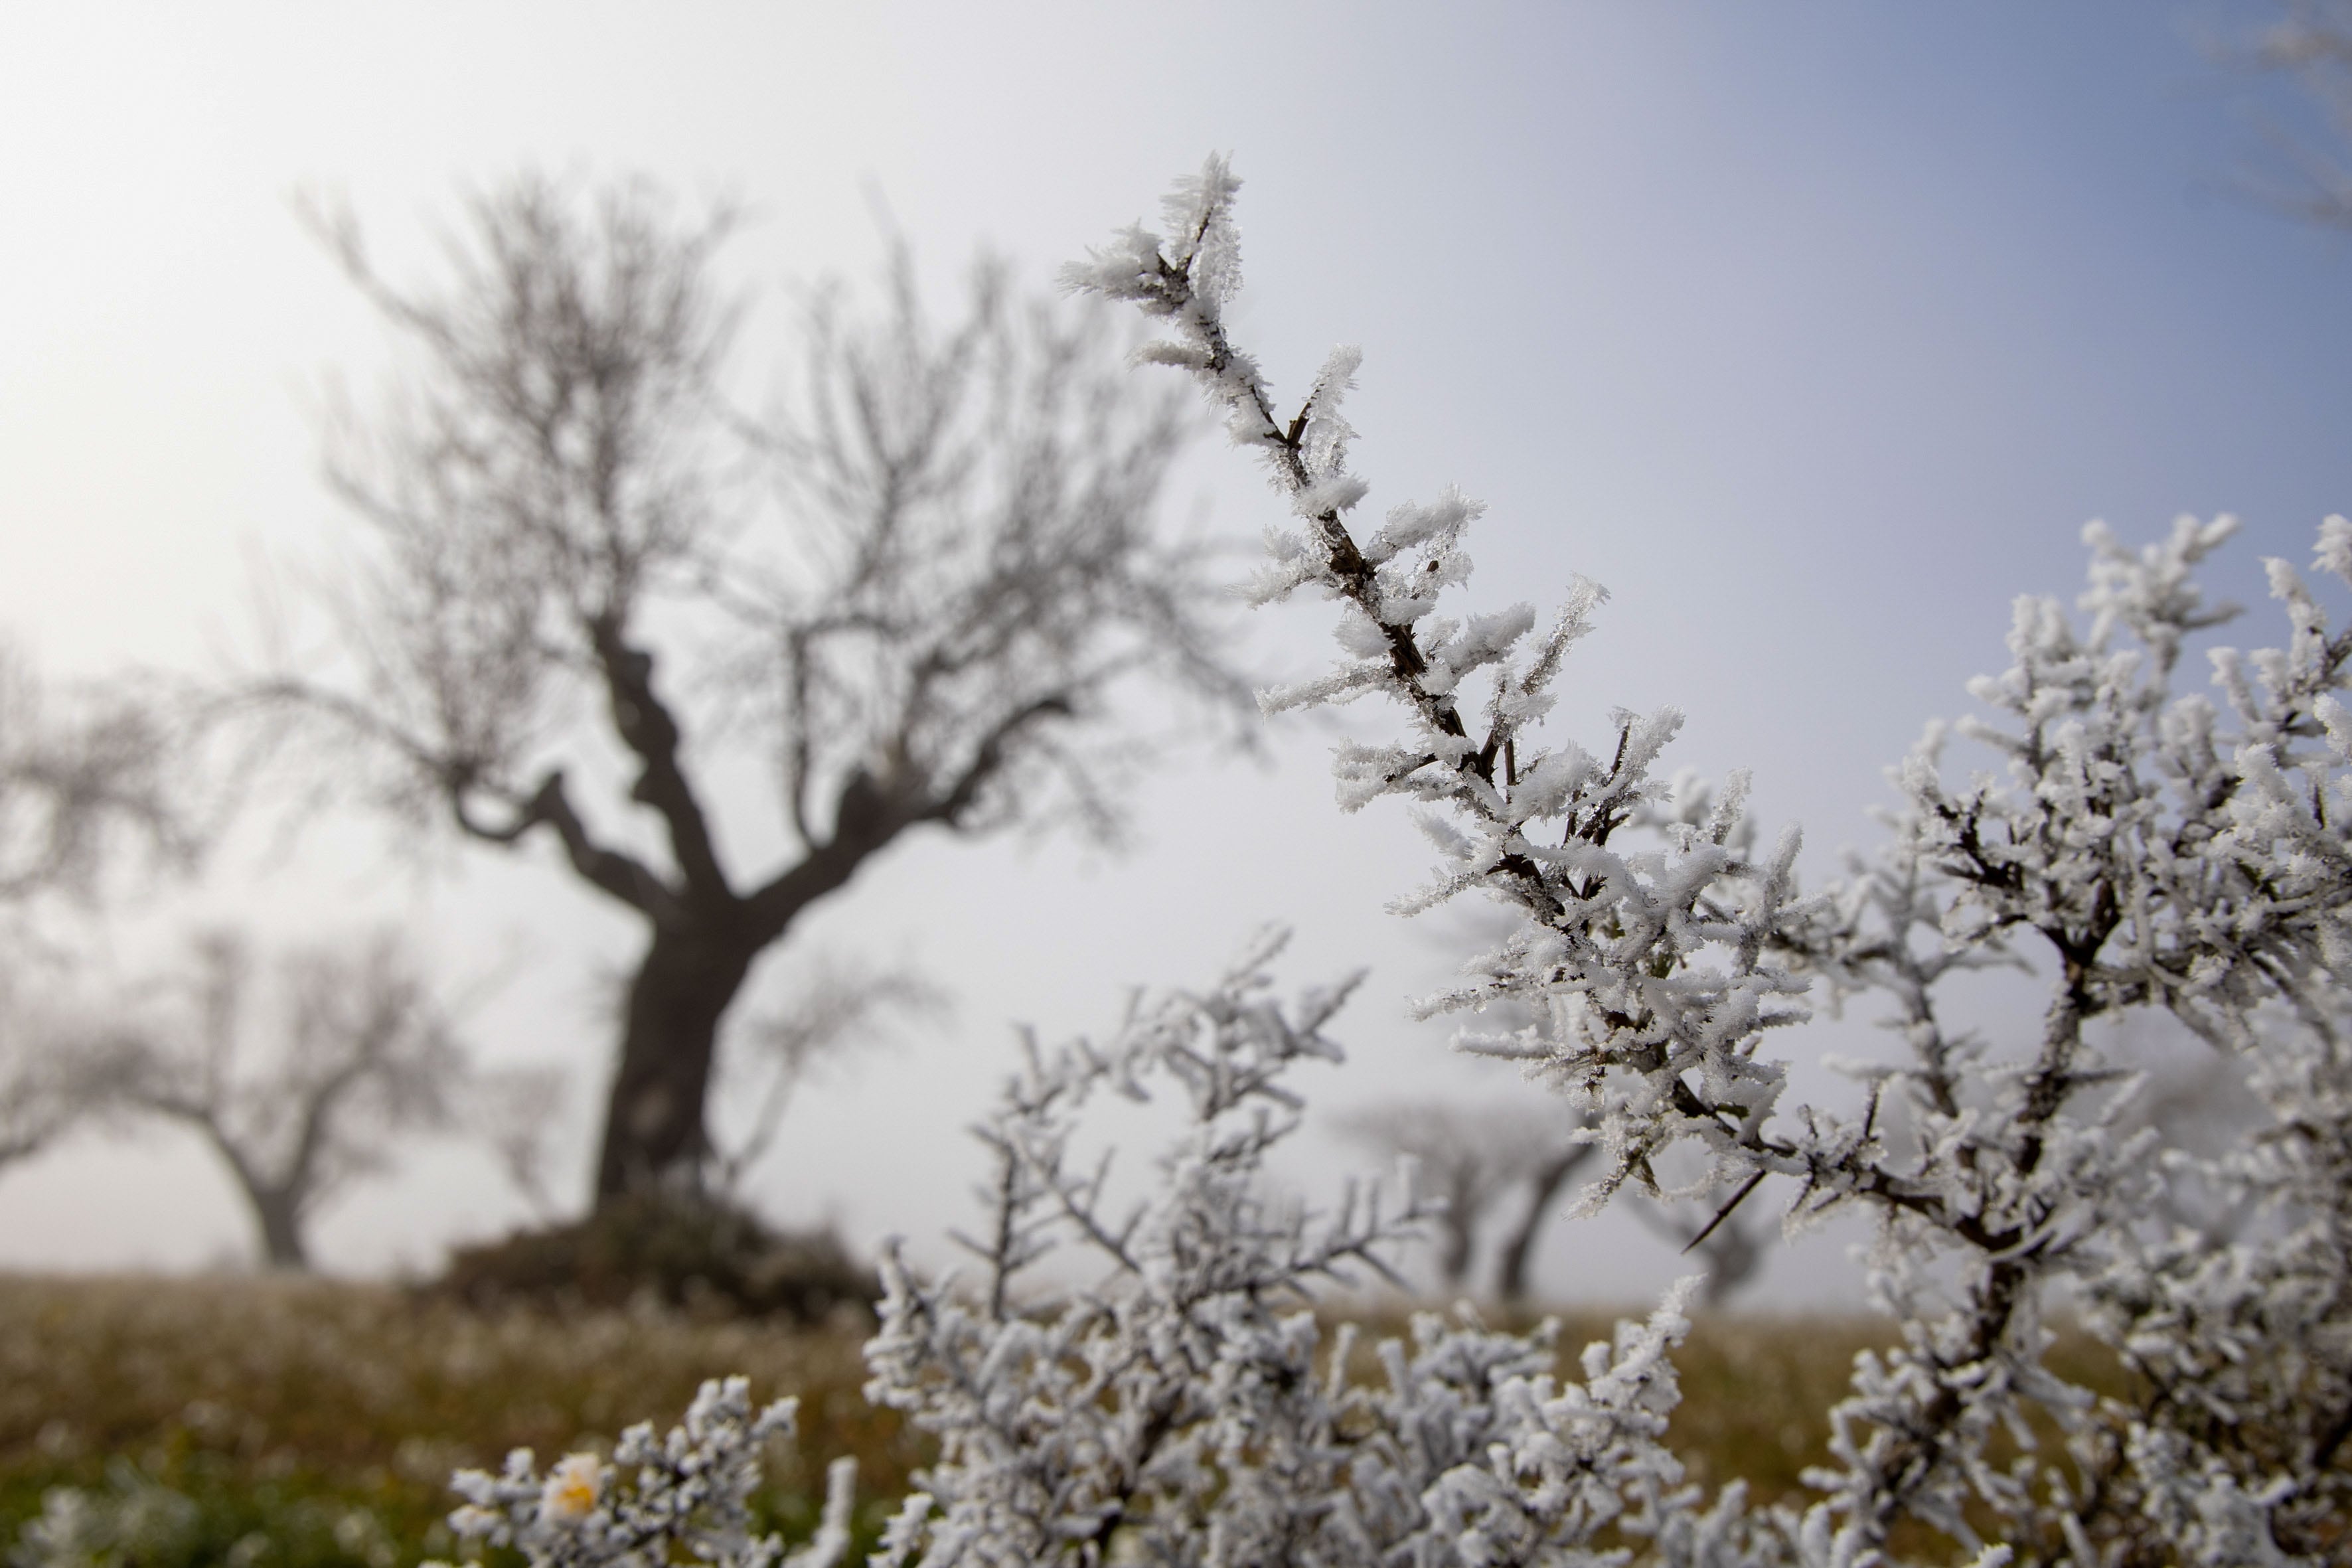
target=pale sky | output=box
[1,2,2346,1306]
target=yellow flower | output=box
[539,1453,603,1525]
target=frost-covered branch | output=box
[414,159,2352,1568]
[849,930,1743,1568]
[1067,161,1812,1220]
[436,1376,854,1568]
[1073,159,2352,1563]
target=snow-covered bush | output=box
[442,161,2352,1567]
[450,937,1707,1568]
[437,1377,852,1568]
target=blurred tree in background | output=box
[0,643,186,1177]
[245,176,1255,1210]
[92,928,524,1271]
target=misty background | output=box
[3,1,2347,1307]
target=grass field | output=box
[0,1273,2079,1566]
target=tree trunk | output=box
[204,1128,312,1271]
[1437,1167,1478,1290]
[1492,1144,1593,1303]
[252,1187,309,1270]
[593,919,762,1202]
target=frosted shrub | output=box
[436,1377,853,1568]
[1066,158,2352,1563]
[860,932,1701,1567]
[445,939,1707,1567]
[444,161,2352,1566]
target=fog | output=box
[2,2,2346,1308]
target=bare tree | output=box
[0,1046,72,1168]
[1338,1100,1543,1292]
[0,642,185,910]
[0,987,135,1170]
[1489,1135,1598,1304]
[1352,906,1608,1302]
[1336,1098,1595,1300]
[1623,1192,1771,1310]
[249,175,1250,1207]
[104,929,468,1269]
[0,643,188,1173]
[1338,1094,1768,1306]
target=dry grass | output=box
[0,1273,915,1564]
[1646,1310,1901,1506]
[0,1273,2131,1564]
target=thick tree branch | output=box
[921,693,1076,829]
[740,834,877,945]
[455,770,677,919]
[586,617,732,902]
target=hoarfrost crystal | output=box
[426,157,2352,1568]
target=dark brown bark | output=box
[204,1131,311,1270]
[580,755,913,1204]
[593,921,760,1198]
[1435,1164,1479,1290]
[521,617,1074,1206]
[1493,1142,1593,1304]
[252,1187,309,1271]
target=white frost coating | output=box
[1067,159,2352,1562]
[423,158,2352,1568]
[855,931,1713,1567]
[433,1377,852,1568]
